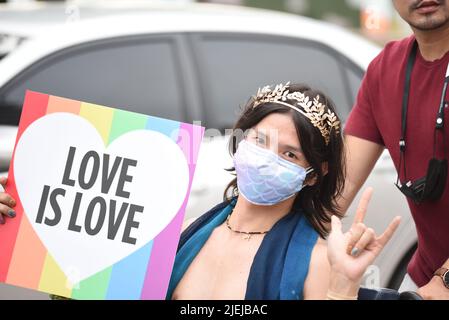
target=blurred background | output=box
[202,0,412,44]
[0,0,417,300]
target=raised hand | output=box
[327,188,401,284]
[0,176,17,225]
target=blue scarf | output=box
[166,197,319,300]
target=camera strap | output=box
[397,41,418,185]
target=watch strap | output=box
[434,268,449,289]
[434,268,449,277]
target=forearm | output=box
[337,135,384,215]
[417,256,449,299]
[336,177,360,216]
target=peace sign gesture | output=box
[327,188,402,283]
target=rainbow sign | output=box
[0,91,204,299]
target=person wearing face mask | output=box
[164,83,401,300]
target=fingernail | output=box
[8,210,16,218]
[10,199,16,207]
[351,247,360,257]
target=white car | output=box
[0,2,416,299]
[0,0,195,59]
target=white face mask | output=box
[233,140,313,206]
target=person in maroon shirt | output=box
[343,0,449,299]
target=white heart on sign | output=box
[14,112,189,283]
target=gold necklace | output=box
[225,214,270,241]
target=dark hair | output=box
[224,84,345,238]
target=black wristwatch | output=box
[434,268,449,289]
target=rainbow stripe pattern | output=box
[0,91,204,299]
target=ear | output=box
[305,162,328,187]
[305,174,317,187]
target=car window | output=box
[0,36,185,125]
[193,34,350,129]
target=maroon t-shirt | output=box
[345,35,449,287]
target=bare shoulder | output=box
[181,217,198,232]
[303,237,330,300]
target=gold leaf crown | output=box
[252,82,341,145]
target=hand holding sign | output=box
[0,176,17,224]
[327,188,401,285]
